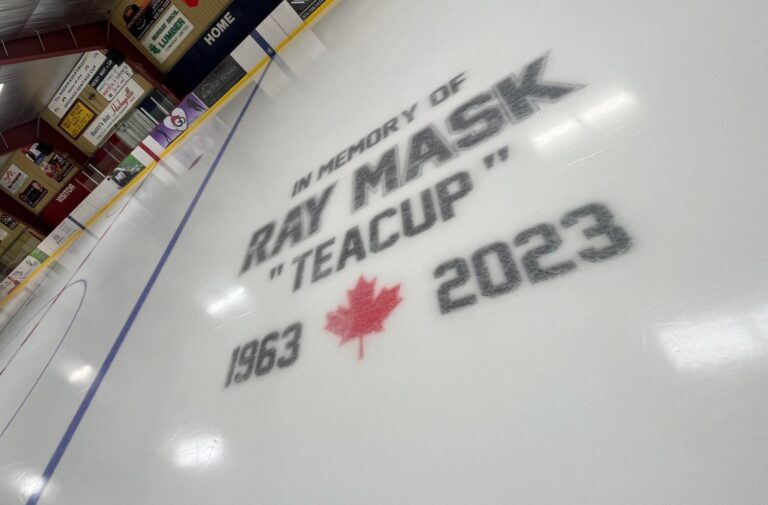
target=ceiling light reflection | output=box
[206,287,247,316]
[68,364,94,384]
[579,90,637,124]
[532,119,580,149]
[173,433,224,468]
[531,90,638,150]
[18,474,44,498]
[658,311,768,371]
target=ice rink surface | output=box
[1,0,767,503]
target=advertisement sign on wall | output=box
[97,62,134,101]
[19,181,48,208]
[37,219,79,255]
[1,165,29,194]
[122,0,172,40]
[82,79,145,145]
[142,6,195,63]
[89,50,123,89]
[7,255,41,284]
[47,51,107,118]
[59,100,97,139]
[40,154,76,183]
[110,153,147,188]
[149,94,207,147]
[192,56,246,107]
[288,0,327,20]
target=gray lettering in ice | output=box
[493,54,583,123]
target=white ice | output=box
[1,0,767,503]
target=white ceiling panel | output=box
[0,54,83,132]
[0,0,115,40]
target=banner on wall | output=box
[59,100,97,139]
[149,94,207,147]
[7,256,41,285]
[142,5,195,63]
[192,56,246,107]
[47,51,107,118]
[82,79,145,145]
[288,0,327,19]
[1,165,29,194]
[110,154,147,188]
[29,249,49,263]
[166,0,279,95]
[123,0,172,40]
[38,219,79,255]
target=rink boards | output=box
[0,0,767,504]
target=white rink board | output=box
[1,0,768,504]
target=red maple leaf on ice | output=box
[325,276,402,360]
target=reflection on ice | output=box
[173,432,224,468]
[17,473,44,499]
[580,90,638,125]
[658,310,768,371]
[532,119,579,149]
[67,364,94,384]
[206,287,247,316]
[531,89,638,150]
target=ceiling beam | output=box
[0,22,106,65]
